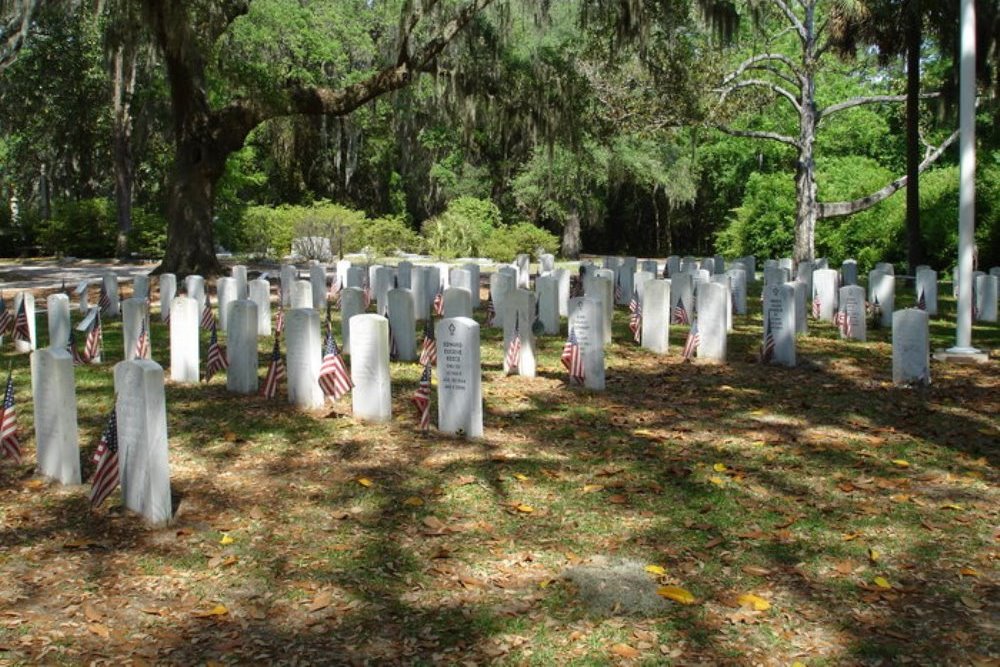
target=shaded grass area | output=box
[0,279,997,665]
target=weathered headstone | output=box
[373,266,395,314]
[701,257,715,275]
[814,257,829,270]
[812,268,839,321]
[869,270,895,328]
[433,263,449,290]
[339,287,365,355]
[796,261,814,299]
[336,260,352,287]
[450,268,475,302]
[502,289,537,376]
[584,272,613,345]
[291,279,313,310]
[713,254,725,274]
[411,266,431,320]
[976,273,998,322]
[122,297,149,362]
[666,256,681,278]
[535,274,560,335]
[102,273,121,317]
[633,271,655,303]
[47,293,71,349]
[442,287,472,319]
[763,266,789,287]
[77,279,92,313]
[489,271,516,328]
[159,274,176,323]
[345,265,365,289]
[350,314,392,422]
[696,282,727,362]
[217,277,237,332]
[640,259,658,275]
[248,278,272,336]
[710,274,733,332]
[671,272,694,325]
[309,264,327,310]
[617,258,637,305]
[555,268,571,317]
[762,283,795,366]
[841,259,858,286]
[169,296,199,383]
[387,288,417,361]
[892,309,930,385]
[875,262,895,275]
[226,300,258,394]
[778,257,793,273]
[114,359,172,524]
[31,348,80,485]
[280,265,296,306]
[914,268,938,316]
[540,254,556,273]
[567,297,605,390]
[838,285,867,341]
[436,317,483,437]
[740,256,757,280]
[515,254,531,288]
[641,279,670,354]
[285,308,324,409]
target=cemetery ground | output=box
[1,265,998,665]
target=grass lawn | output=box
[0,278,997,665]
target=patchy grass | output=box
[0,275,998,666]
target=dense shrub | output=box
[127,206,167,257]
[36,198,116,257]
[481,222,559,263]
[422,197,501,258]
[356,215,422,257]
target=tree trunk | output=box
[794,93,818,265]
[562,203,581,259]
[112,44,138,258]
[905,0,924,273]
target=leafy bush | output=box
[481,222,559,263]
[36,198,116,257]
[715,172,796,261]
[356,215,421,257]
[421,197,502,258]
[127,206,167,258]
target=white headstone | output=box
[640,259,658,275]
[583,273,613,345]
[102,273,120,317]
[841,259,858,286]
[696,282,727,362]
[633,271,655,303]
[345,265,365,289]
[489,272,516,328]
[47,293,71,349]
[762,283,795,366]
[339,287,365,355]
[796,261,814,299]
[231,265,248,300]
[114,359,172,524]
[396,261,413,289]
[132,274,150,300]
[713,254,725,274]
[226,300,258,394]
[436,317,483,437]
[666,256,681,277]
[642,279,670,354]
[892,309,930,386]
[838,285,867,341]
[741,256,757,280]
[450,268,475,302]
[217,277,237,332]
[763,266,789,287]
[701,257,715,275]
[711,274,733,332]
[169,296,199,383]
[567,297,605,390]
[31,348,80,485]
[387,288,417,362]
[122,297,149,362]
[336,260,352,287]
[778,258,793,273]
[726,268,748,316]
[617,258,637,305]
[373,266,395,314]
[309,264,327,310]
[248,278,272,336]
[875,262,895,275]
[502,289,537,376]
[540,254,556,273]
[515,254,531,288]
[535,275,560,335]
[442,287,472,319]
[411,266,431,321]
[555,268,571,317]
[869,271,895,328]
[915,268,938,316]
[76,279,92,313]
[185,275,205,304]
[291,279,313,310]
[280,265,296,306]
[976,274,998,322]
[350,314,392,422]
[792,281,808,334]
[285,308,324,409]
[812,268,839,321]
[433,263,448,290]
[159,274,176,323]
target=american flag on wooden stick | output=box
[0,293,12,336]
[419,318,437,367]
[672,296,689,325]
[318,325,353,401]
[811,293,821,319]
[681,319,700,361]
[432,288,444,317]
[84,310,103,363]
[485,295,496,327]
[505,312,522,375]
[614,277,623,304]
[98,284,112,315]
[89,408,119,508]
[760,316,775,363]
[205,322,228,382]
[836,309,853,338]
[68,329,85,365]
[200,293,215,330]
[134,320,150,360]
[0,369,20,464]
[261,335,285,399]
[12,298,30,343]
[411,363,432,431]
[628,290,642,344]
[561,328,584,385]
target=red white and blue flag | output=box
[98,284,112,315]
[134,320,150,360]
[205,322,228,381]
[672,296,689,325]
[419,318,437,367]
[318,326,353,401]
[0,370,21,464]
[0,293,12,335]
[628,290,642,343]
[84,310,103,363]
[760,316,775,363]
[505,313,522,375]
[12,298,30,343]
[812,293,821,319]
[432,288,444,317]
[485,295,496,327]
[412,363,432,431]
[261,335,285,399]
[89,408,119,508]
[68,329,85,365]
[561,328,585,385]
[682,319,700,361]
[200,293,215,330]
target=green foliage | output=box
[355,215,422,257]
[127,207,167,258]
[421,197,502,258]
[480,222,560,263]
[36,199,117,257]
[715,172,796,261]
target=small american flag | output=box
[0,370,20,464]
[628,291,642,343]
[275,304,285,334]
[98,284,112,315]
[261,335,285,399]
[614,278,623,304]
[916,289,926,311]
[200,293,215,330]
[205,322,228,381]
[561,328,584,385]
[485,295,496,327]
[68,329,85,365]
[682,319,700,361]
[432,288,444,317]
[867,295,882,329]
[134,320,150,360]
[836,310,853,338]
[0,293,12,335]
[411,363,432,431]
[760,316,775,363]
[318,326,353,400]
[811,294,821,319]
[89,409,119,508]
[84,311,103,363]
[12,298,30,343]
[361,276,372,309]
[505,313,522,375]
[672,296,689,325]
[329,278,342,304]
[419,318,437,367]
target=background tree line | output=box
[0,0,997,274]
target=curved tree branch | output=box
[818,129,959,218]
[769,0,807,42]
[715,124,801,148]
[717,78,801,112]
[723,52,805,87]
[818,93,939,122]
